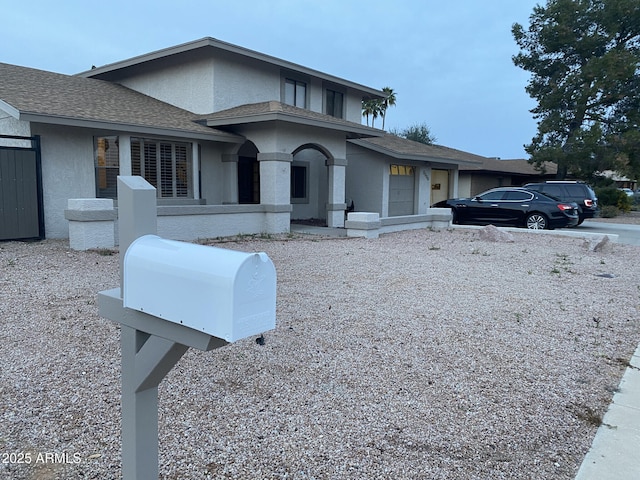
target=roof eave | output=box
[202,112,384,139]
[348,139,481,166]
[20,113,245,143]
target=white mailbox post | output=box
[98,176,276,480]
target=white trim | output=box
[0,99,20,118]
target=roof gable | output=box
[79,37,385,100]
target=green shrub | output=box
[600,205,619,218]
[595,186,633,212]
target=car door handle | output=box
[521,204,529,207]
[490,204,499,207]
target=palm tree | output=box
[362,99,372,126]
[370,100,381,128]
[362,98,378,127]
[380,87,396,131]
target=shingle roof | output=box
[196,101,383,139]
[349,133,485,166]
[460,157,558,175]
[0,62,241,142]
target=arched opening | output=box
[290,144,332,225]
[237,141,259,204]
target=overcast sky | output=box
[2,0,541,159]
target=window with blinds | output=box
[131,138,192,198]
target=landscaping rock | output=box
[585,235,611,252]
[478,224,515,243]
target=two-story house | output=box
[0,37,482,243]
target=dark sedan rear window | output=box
[504,191,533,201]
[479,191,506,200]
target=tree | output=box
[362,98,383,128]
[390,122,437,145]
[362,87,396,129]
[512,0,640,180]
[380,86,397,130]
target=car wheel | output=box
[526,213,548,230]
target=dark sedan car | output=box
[433,187,579,230]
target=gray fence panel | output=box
[0,148,40,240]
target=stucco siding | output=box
[345,144,385,214]
[308,77,323,113]
[0,113,31,147]
[116,57,216,114]
[240,123,346,160]
[199,142,227,204]
[32,124,96,238]
[212,55,280,111]
[345,91,364,124]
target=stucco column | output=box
[119,136,132,176]
[326,157,347,228]
[417,166,431,214]
[222,154,238,204]
[258,152,293,233]
[451,166,460,198]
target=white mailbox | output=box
[123,235,276,342]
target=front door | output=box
[431,169,449,205]
[237,156,260,204]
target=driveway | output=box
[580,211,640,246]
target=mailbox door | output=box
[231,252,276,341]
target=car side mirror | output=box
[474,196,482,202]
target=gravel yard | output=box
[1,227,640,479]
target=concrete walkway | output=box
[575,345,640,479]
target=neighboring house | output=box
[458,157,557,197]
[0,37,481,243]
[598,170,637,190]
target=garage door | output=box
[388,165,415,216]
[0,137,44,241]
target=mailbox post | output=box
[98,176,276,479]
